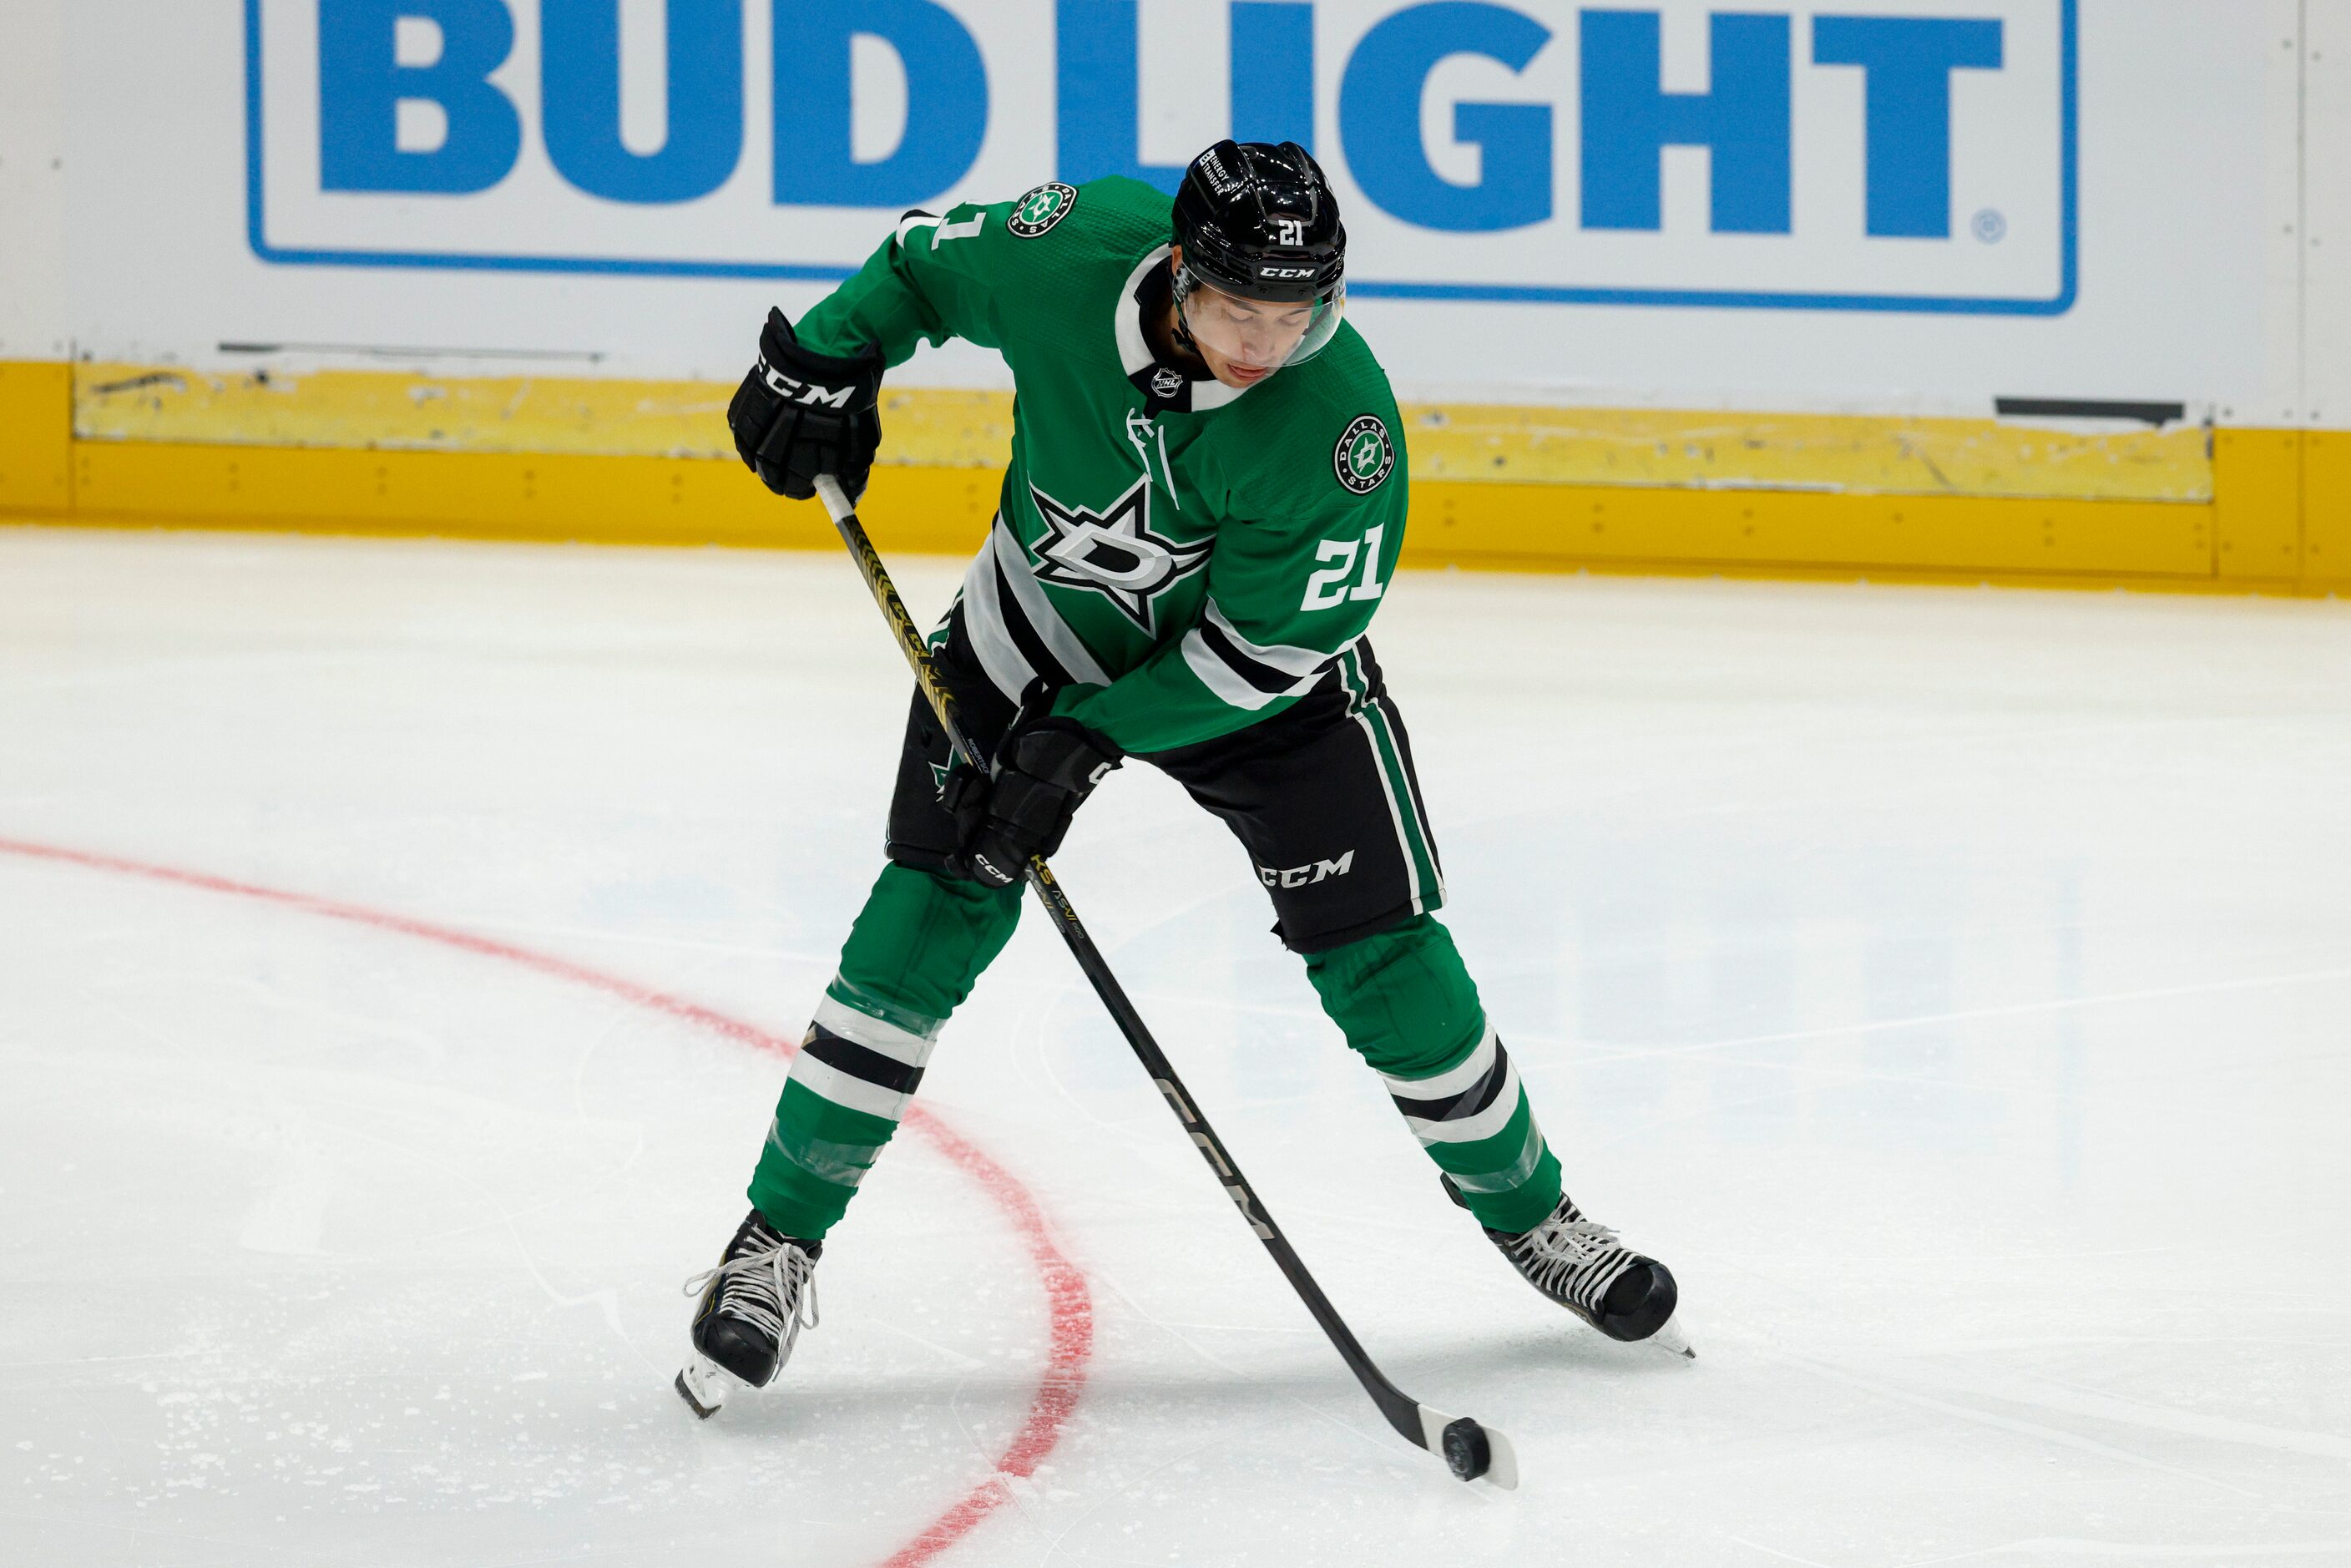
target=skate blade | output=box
[1646,1312,1696,1361]
[675,1354,735,1419]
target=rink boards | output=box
[0,360,2329,589]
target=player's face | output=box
[1181,279,1316,388]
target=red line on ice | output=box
[0,836,1092,1568]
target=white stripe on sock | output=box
[1403,1064,1524,1145]
[787,1051,913,1122]
[1377,1021,1498,1101]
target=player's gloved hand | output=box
[948,716,1123,887]
[727,307,883,501]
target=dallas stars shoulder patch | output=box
[1009,183,1079,239]
[1334,414,1395,496]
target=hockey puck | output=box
[1440,1417,1491,1482]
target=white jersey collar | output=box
[1115,246,1249,412]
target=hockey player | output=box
[679,142,1683,1417]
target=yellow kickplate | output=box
[62,360,2318,591]
[74,362,2211,504]
[0,360,73,514]
[74,362,1017,469]
[1405,403,2212,503]
[66,437,2212,583]
[1403,480,2215,581]
[68,439,998,556]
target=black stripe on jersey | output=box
[1198,615,1325,696]
[991,559,1078,690]
[803,1029,927,1096]
[1388,1041,1513,1125]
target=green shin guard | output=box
[1305,915,1564,1236]
[748,863,1022,1241]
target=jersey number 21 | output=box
[1301,527,1386,611]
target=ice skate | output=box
[675,1210,823,1418]
[1453,1180,1692,1358]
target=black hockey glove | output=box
[948,716,1123,888]
[727,307,883,501]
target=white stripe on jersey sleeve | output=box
[892,210,941,249]
[1181,630,1293,710]
[1205,599,1342,679]
[991,519,1111,686]
[1181,599,1351,711]
[957,543,1037,704]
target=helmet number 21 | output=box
[1300,526,1385,611]
[1277,217,1306,246]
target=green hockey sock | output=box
[1303,915,1564,1235]
[747,862,1022,1241]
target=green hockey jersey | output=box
[797,175,1408,756]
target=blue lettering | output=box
[773,0,987,208]
[1059,2,1318,191]
[1231,3,1316,153]
[1337,3,1553,233]
[1813,15,2004,239]
[318,0,522,194]
[542,0,742,205]
[1056,1,1186,192]
[1580,10,1791,235]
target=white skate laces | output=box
[1501,1205,1637,1316]
[684,1234,822,1362]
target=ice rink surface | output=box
[3,525,2348,1568]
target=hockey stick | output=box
[811,474,1517,1490]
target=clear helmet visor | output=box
[1176,270,1346,374]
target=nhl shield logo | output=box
[1150,366,1186,399]
[1333,414,1395,496]
[1009,182,1078,239]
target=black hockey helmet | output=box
[1171,140,1347,364]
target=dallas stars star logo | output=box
[1027,474,1210,635]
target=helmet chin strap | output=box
[1168,261,1201,357]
